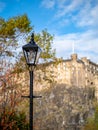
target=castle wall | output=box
[34,54,98,99]
[2,54,97,100]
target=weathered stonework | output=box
[34,54,98,99]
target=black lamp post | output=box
[22,33,42,130]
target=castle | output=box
[35,53,98,99]
[0,53,98,102]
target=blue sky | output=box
[0,0,98,63]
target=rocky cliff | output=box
[33,83,95,130]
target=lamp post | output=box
[22,33,42,130]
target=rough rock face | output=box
[33,84,95,130]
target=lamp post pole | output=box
[22,33,42,130]
[29,69,33,130]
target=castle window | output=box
[91,70,93,74]
[91,82,93,85]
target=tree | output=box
[0,15,32,125]
[0,109,29,130]
[35,29,56,62]
[0,14,32,58]
[0,14,32,78]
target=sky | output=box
[0,0,98,63]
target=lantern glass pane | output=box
[24,50,37,65]
[28,50,36,64]
[35,48,42,64]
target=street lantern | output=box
[22,33,42,66]
[22,33,42,130]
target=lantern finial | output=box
[31,32,34,42]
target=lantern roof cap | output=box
[22,33,39,51]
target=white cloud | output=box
[55,0,83,18]
[76,3,98,27]
[41,0,98,28]
[52,0,98,28]
[41,0,55,9]
[0,2,6,12]
[53,30,98,63]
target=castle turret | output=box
[71,54,77,61]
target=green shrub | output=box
[0,109,29,130]
[83,105,98,130]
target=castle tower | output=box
[71,54,78,61]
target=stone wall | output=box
[34,54,98,99]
